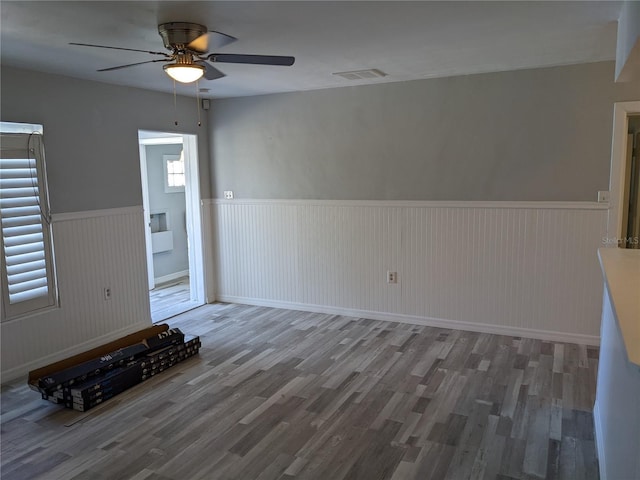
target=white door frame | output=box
[608,101,640,242]
[138,143,155,290]
[182,133,205,304]
[138,132,205,306]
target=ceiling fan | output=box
[70,22,295,84]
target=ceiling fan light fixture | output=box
[163,63,205,83]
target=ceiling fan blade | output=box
[209,31,238,49]
[97,59,171,72]
[208,54,295,66]
[70,42,171,57]
[195,61,226,80]
[187,34,209,54]
[187,31,237,53]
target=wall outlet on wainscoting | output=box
[103,287,112,300]
[387,271,397,284]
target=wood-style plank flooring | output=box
[1,303,600,479]
[150,277,201,323]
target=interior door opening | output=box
[609,102,640,248]
[622,115,640,248]
[138,130,205,322]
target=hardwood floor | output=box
[150,277,201,323]
[1,303,600,480]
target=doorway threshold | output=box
[150,276,202,323]
[152,300,202,323]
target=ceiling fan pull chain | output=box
[196,80,202,127]
[173,79,178,126]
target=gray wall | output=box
[1,66,211,214]
[145,144,189,280]
[616,1,640,81]
[211,61,640,202]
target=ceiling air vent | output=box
[333,69,387,80]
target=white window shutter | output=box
[0,131,57,319]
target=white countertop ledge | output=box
[598,248,640,366]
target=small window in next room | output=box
[164,153,185,193]
[0,122,58,321]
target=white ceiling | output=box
[0,1,622,99]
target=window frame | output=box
[163,153,185,193]
[0,123,58,321]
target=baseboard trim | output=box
[216,295,600,346]
[154,270,189,286]
[1,320,152,384]
[593,400,606,479]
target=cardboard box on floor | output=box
[27,324,170,393]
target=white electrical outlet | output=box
[597,190,610,203]
[104,287,112,300]
[387,271,397,284]
[224,190,234,199]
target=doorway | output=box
[138,130,205,322]
[622,115,640,248]
[609,102,640,247]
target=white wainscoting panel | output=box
[215,203,300,303]
[212,200,608,343]
[1,207,151,381]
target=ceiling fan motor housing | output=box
[158,22,208,51]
